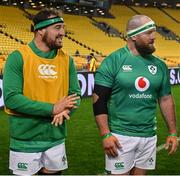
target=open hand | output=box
[51,109,70,126]
[53,94,80,115]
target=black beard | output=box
[42,32,62,50]
[48,43,62,50]
[135,41,155,57]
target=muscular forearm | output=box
[93,84,112,136]
[95,114,111,136]
[159,95,177,134]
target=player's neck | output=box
[127,42,139,56]
[34,38,51,53]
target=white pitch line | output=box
[157,137,180,152]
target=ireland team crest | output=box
[148,65,157,75]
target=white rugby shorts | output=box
[9,142,68,175]
[105,133,157,174]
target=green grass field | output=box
[0,85,180,175]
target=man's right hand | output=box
[52,94,80,115]
[102,135,121,157]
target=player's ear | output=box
[37,28,46,36]
[131,35,137,42]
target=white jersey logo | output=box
[135,76,150,92]
[148,65,157,75]
[38,64,57,79]
[122,65,132,72]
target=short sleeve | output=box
[95,55,116,88]
[158,62,171,97]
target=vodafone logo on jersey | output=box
[129,76,152,99]
[135,77,150,92]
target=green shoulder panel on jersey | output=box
[4,50,23,70]
[151,54,167,66]
[151,54,171,97]
[95,47,128,88]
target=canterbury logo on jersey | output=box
[38,64,58,79]
[122,65,132,72]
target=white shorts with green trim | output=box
[9,142,68,175]
[105,133,157,174]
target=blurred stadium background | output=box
[0,0,180,70]
[0,0,179,175]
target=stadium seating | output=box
[0,5,179,71]
[64,13,126,56]
[162,8,180,24]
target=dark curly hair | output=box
[33,8,63,25]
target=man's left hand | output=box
[164,136,179,155]
[51,109,70,126]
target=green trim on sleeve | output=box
[68,57,81,115]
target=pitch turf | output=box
[0,85,179,174]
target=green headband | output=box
[34,17,64,30]
[127,21,156,38]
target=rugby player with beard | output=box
[93,15,178,175]
[3,8,81,175]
